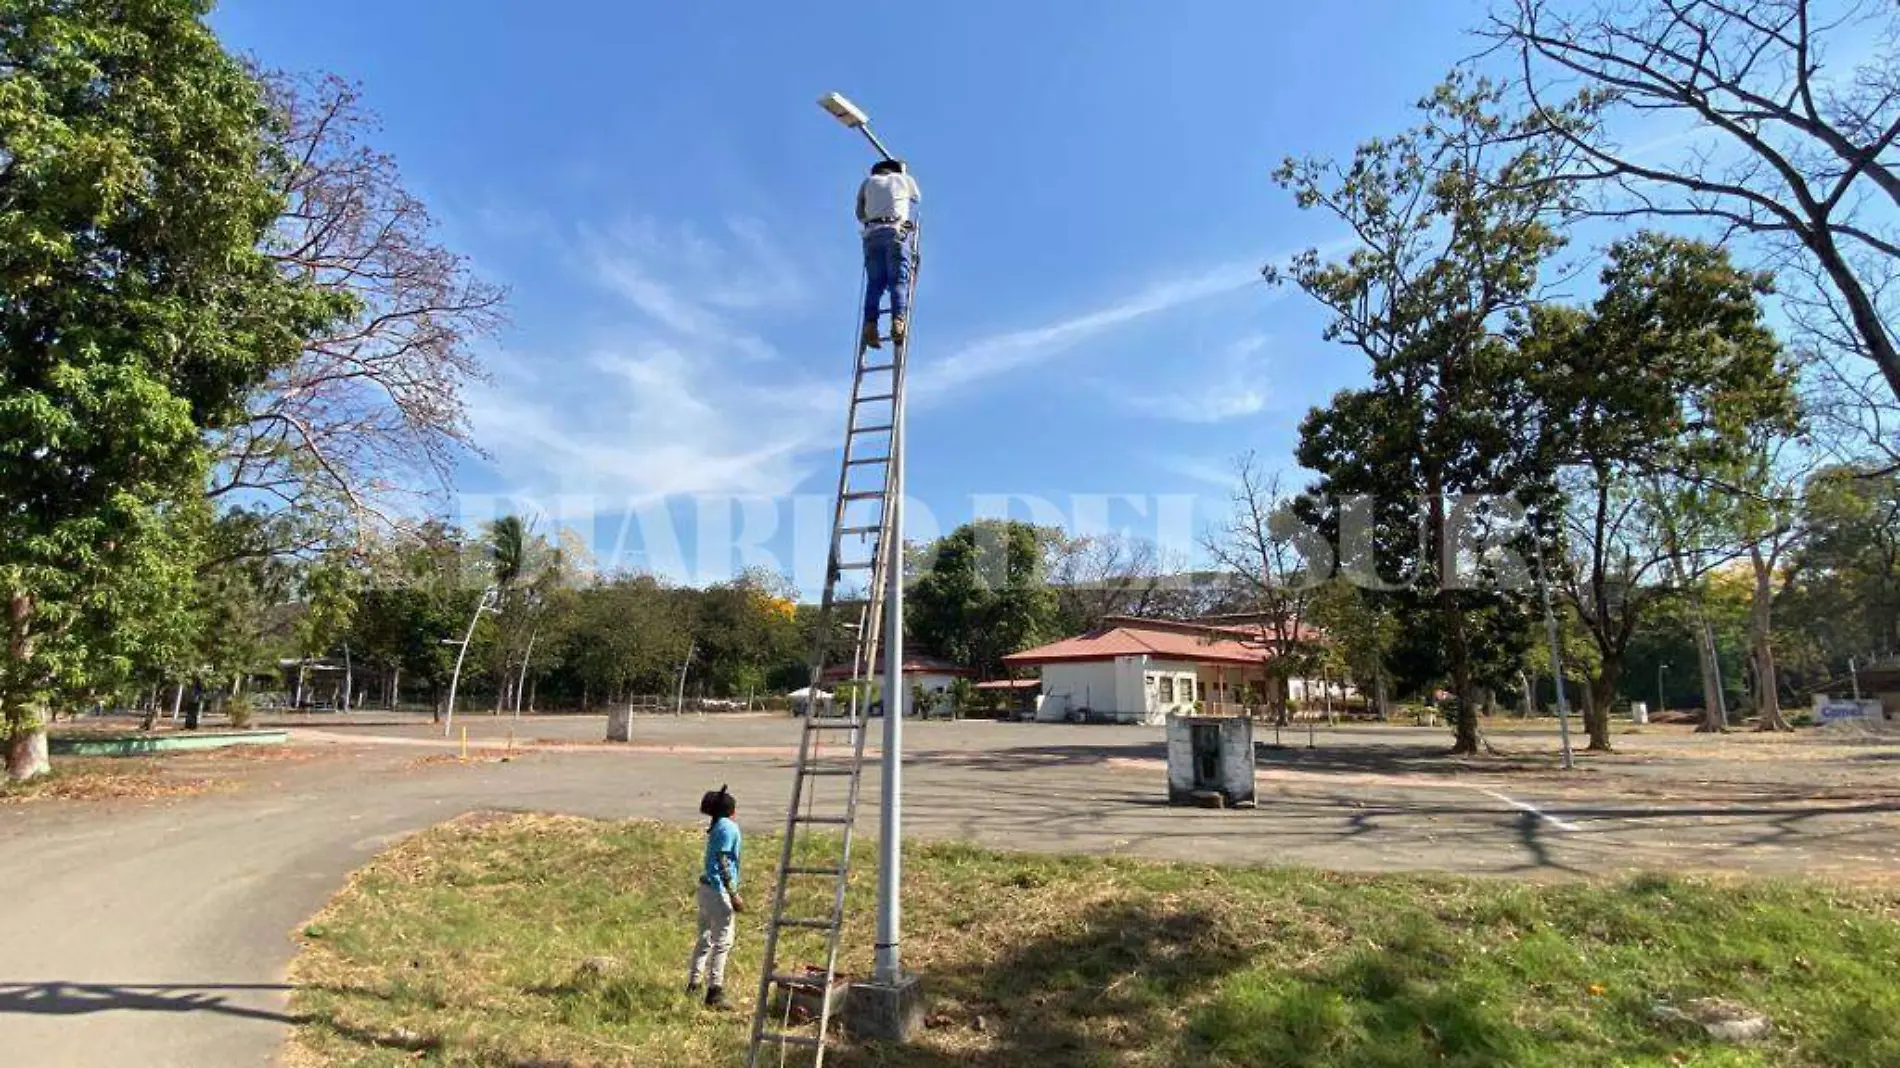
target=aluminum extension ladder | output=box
[746,222,920,1068]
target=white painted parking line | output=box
[1478,787,1581,832]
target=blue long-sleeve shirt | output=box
[703,817,741,890]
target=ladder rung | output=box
[769,971,838,989]
[859,362,895,373]
[800,767,855,777]
[776,917,838,930]
[835,560,875,571]
[759,1030,824,1049]
[852,424,892,434]
[842,491,882,501]
[845,456,890,467]
[839,524,881,535]
[783,866,844,877]
[855,392,895,403]
[794,815,851,825]
[807,720,864,730]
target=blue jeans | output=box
[863,226,911,324]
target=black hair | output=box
[700,784,735,831]
[871,159,905,176]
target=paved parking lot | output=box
[4,713,1897,1068]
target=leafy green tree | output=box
[909,521,1058,678]
[1526,234,1800,747]
[947,676,975,721]
[1275,75,1580,754]
[1308,581,1400,719]
[1,0,337,778]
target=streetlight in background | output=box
[442,586,498,738]
[1656,662,1670,719]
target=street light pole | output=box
[442,586,496,738]
[1656,662,1670,718]
[877,402,905,984]
[819,89,907,988]
[1529,522,1575,771]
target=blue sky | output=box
[213,0,1493,591]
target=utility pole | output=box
[674,640,696,717]
[877,368,906,984]
[1530,523,1575,771]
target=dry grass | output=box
[288,813,1900,1068]
[0,756,223,804]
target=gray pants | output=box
[688,881,736,988]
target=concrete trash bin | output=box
[606,706,633,742]
[1166,715,1256,808]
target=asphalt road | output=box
[3,715,1896,1067]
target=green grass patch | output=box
[289,813,1900,1068]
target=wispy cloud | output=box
[467,223,1324,508]
[1109,333,1275,424]
[580,217,811,363]
[911,259,1266,401]
[467,217,839,505]
[1154,453,1243,491]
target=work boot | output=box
[861,321,882,350]
[704,985,729,1010]
[891,315,908,346]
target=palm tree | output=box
[487,515,529,590]
[485,516,530,713]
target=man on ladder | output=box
[857,159,920,350]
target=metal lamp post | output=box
[442,586,497,738]
[820,90,907,987]
[1528,519,1575,771]
[1656,662,1670,718]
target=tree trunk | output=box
[1750,547,1791,732]
[1373,670,1391,721]
[1694,608,1727,733]
[5,722,50,782]
[528,675,539,714]
[293,663,307,708]
[1585,664,1617,751]
[3,592,49,781]
[1443,594,1480,755]
[341,644,353,714]
[170,682,184,721]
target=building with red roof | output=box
[1002,615,1332,725]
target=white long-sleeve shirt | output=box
[856,171,921,232]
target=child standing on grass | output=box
[687,787,744,1009]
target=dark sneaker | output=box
[861,322,882,350]
[704,985,729,1010]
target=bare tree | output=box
[1490,0,1900,411]
[211,72,503,547]
[1046,533,1169,632]
[1203,455,1325,718]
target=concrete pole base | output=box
[845,973,925,1042]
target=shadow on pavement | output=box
[0,981,298,1025]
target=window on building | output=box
[1158,676,1175,702]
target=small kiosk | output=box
[1166,714,1257,808]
